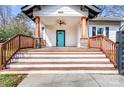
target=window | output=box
[97,28,103,35]
[106,27,109,38]
[92,27,96,36]
[92,27,109,37]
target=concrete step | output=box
[4,48,116,74]
[4,67,116,71]
[13,57,107,59]
[14,54,106,58]
[0,70,118,74]
[7,64,114,68]
[17,51,103,54]
[8,62,112,64]
[11,58,110,62]
[6,67,115,71]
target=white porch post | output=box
[81,16,86,38]
[80,16,87,48]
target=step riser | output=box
[11,59,110,62]
[0,70,118,74]
[7,64,114,68]
[14,54,106,58]
[17,51,103,54]
[8,62,111,64]
[3,67,116,70]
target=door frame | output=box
[56,30,65,47]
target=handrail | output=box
[88,35,117,67]
[0,34,34,69]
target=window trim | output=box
[91,26,109,38]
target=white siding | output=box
[77,23,82,47]
[88,21,121,42]
[40,16,81,47]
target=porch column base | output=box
[80,38,88,48]
[34,37,41,48]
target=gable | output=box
[33,5,88,17]
[21,5,101,21]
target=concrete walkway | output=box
[18,74,124,87]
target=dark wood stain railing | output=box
[0,34,34,69]
[88,35,117,67]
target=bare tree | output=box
[0,6,33,42]
[98,5,124,17]
[0,5,12,27]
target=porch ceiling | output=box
[41,16,81,26]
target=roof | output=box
[21,5,101,21]
[90,16,124,22]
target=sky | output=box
[11,5,22,16]
[9,5,124,18]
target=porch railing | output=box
[88,35,117,67]
[0,34,34,69]
[41,38,46,47]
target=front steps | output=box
[0,48,118,74]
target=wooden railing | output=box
[0,34,34,69]
[41,38,46,47]
[88,35,117,67]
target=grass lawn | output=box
[0,74,27,87]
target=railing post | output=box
[32,38,35,48]
[88,38,90,48]
[19,35,21,49]
[100,36,103,49]
[0,43,3,70]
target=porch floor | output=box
[19,47,101,52]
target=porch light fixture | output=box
[56,20,66,26]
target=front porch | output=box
[34,16,88,48]
[21,5,101,48]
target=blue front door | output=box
[56,30,65,47]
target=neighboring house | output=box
[89,17,124,42]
